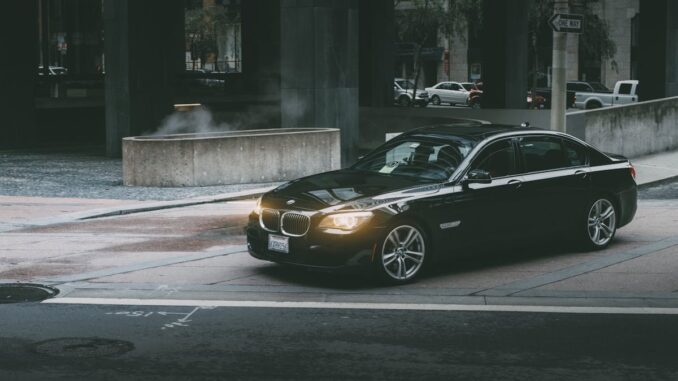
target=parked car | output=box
[246,123,637,283]
[573,80,639,110]
[394,79,429,107]
[425,81,470,106]
[534,87,577,109]
[37,66,68,76]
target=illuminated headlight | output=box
[318,211,373,233]
[252,197,263,215]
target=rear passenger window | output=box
[519,136,567,172]
[563,139,587,167]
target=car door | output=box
[437,138,527,248]
[436,83,451,103]
[448,83,466,104]
[516,135,591,234]
[613,82,637,105]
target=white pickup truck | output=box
[574,80,639,110]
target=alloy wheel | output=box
[381,225,426,281]
[587,199,616,246]
[431,95,441,105]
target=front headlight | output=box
[318,211,373,233]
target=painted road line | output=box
[37,245,248,284]
[477,236,678,297]
[42,297,678,315]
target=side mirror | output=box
[462,169,492,188]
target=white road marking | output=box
[44,297,678,315]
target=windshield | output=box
[396,80,416,90]
[352,136,476,181]
[590,82,610,92]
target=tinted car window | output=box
[519,136,568,172]
[563,139,587,167]
[353,137,476,181]
[449,83,461,91]
[470,140,516,178]
[618,83,632,95]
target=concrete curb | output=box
[637,174,678,189]
[8,185,278,229]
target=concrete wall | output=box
[123,128,341,187]
[566,97,678,157]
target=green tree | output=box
[395,0,617,106]
[528,0,617,101]
[394,0,481,102]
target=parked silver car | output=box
[394,79,429,107]
[425,81,470,106]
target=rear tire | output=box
[579,197,617,250]
[375,222,428,284]
[586,101,602,109]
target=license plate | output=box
[268,234,289,254]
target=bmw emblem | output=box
[286,199,296,205]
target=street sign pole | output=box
[550,1,569,133]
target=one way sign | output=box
[549,13,584,33]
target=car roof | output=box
[399,123,544,142]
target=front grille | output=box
[260,209,280,232]
[281,212,310,237]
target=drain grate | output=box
[0,283,59,303]
[32,338,134,358]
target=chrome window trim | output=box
[449,131,598,184]
[259,208,280,233]
[280,212,311,237]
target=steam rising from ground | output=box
[150,108,232,136]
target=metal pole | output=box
[550,0,568,132]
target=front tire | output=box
[398,96,411,107]
[376,223,428,283]
[580,197,617,250]
[431,95,441,105]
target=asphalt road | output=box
[2,302,678,380]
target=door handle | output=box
[508,179,522,189]
[575,170,587,179]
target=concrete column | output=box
[359,0,394,107]
[566,33,579,81]
[666,0,678,96]
[638,0,667,100]
[281,0,359,166]
[241,0,280,97]
[449,32,469,82]
[599,0,638,89]
[0,1,38,149]
[104,0,184,157]
[480,0,529,109]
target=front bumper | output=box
[245,214,385,270]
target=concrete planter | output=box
[123,128,341,187]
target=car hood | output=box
[263,169,440,211]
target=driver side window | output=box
[470,140,516,178]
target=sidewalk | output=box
[1,148,678,309]
[633,149,678,187]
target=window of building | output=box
[185,0,242,74]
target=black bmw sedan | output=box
[246,124,637,283]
